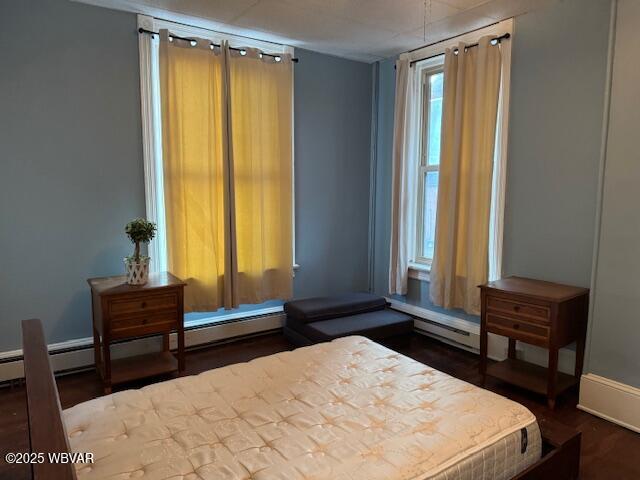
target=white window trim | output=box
[401,19,514,282]
[488,22,513,282]
[137,14,298,276]
[413,58,444,267]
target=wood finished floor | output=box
[1,332,639,480]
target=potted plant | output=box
[124,218,157,285]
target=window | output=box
[138,15,296,277]
[137,15,297,323]
[415,64,444,266]
[406,19,512,281]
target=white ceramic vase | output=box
[125,257,150,285]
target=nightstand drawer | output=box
[111,310,177,339]
[487,296,550,323]
[486,313,550,346]
[109,292,178,317]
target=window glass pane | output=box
[422,170,438,259]
[427,72,443,166]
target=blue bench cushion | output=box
[287,309,413,343]
[284,292,386,324]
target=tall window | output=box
[139,16,295,274]
[391,21,512,294]
[415,61,444,266]
[138,16,296,317]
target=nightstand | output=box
[88,272,186,393]
[479,276,589,409]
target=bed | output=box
[22,319,581,480]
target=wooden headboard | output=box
[22,319,77,480]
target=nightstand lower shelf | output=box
[105,352,179,387]
[486,358,578,396]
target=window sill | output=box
[184,304,284,329]
[408,262,430,282]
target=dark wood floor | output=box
[1,332,639,480]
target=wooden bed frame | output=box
[21,318,581,480]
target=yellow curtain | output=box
[228,48,293,304]
[160,34,293,310]
[160,32,233,311]
[429,37,502,315]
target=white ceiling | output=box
[77,0,557,62]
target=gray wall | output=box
[0,0,145,351]
[293,49,372,298]
[586,0,640,388]
[502,0,611,287]
[372,0,611,322]
[0,2,373,351]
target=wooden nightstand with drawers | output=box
[479,276,589,409]
[88,272,186,393]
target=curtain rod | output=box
[408,33,510,67]
[138,28,299,63]
[406,21,500,54]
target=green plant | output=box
[125,218,156,262]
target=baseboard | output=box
[578,373,640,433]
[0,313,285,384]
[386,297,480,335]
[413,328,479,355]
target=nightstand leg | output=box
[575,336,585,379]
[547,347,559,409]
[575,299,588,379]
[479,327,488,385]
[508,338,517,359]
[103,340,112,395]
[177,327,185,373]
[93,327,101,372]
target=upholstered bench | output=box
[283,292,413,346]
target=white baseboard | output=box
[0,313,285,383]
[387,297,480,334]
[578,373,640,433]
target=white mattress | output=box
[63,336,540,480]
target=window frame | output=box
[414,62,444,268]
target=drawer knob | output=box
[141,301,147,308]
[514,305,520,312]
[513,323,520,330]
